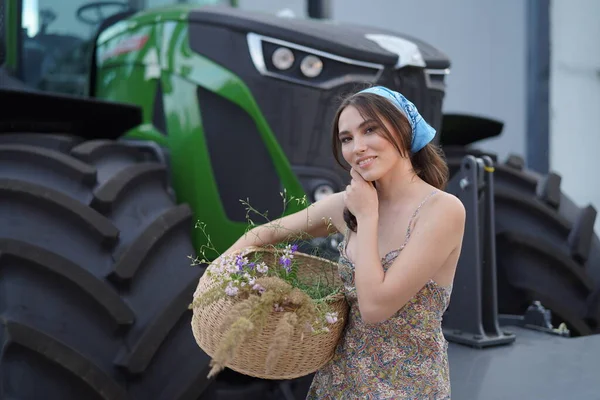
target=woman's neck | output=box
[375,166,428,206]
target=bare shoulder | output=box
[434,191,465,219]
[423,191,466,231]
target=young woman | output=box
[225,86,465,399]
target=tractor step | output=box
[0,88,141,139]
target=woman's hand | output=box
[344,168,379,222]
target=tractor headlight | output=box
[300,55,323,78]
[313,184,335,202]
[272,47,295,70]
[247,33,383,89]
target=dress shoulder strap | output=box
[400,190,439,249]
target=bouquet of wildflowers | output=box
[189,195,348,380]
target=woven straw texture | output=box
[191,247,349,380]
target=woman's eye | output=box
[340,137,351,144]
[365,126,377,134]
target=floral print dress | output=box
[306,191,452,399]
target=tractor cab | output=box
[3,0,231,95]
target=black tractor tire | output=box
[445,146,600,336]
[0,134,217,400]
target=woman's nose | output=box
[353,137,367,153]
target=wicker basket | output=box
[190,246,349,380]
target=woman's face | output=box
[337,105,402,182]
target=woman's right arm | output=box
[223,191,346,255]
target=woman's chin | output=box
[357,170,380,182]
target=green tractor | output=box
[1,0,599,399]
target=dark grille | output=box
[197,86,284,223]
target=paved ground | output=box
[448,326,600,400]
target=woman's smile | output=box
[357,156,377,168]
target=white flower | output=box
[225,283,239,296]
[252,283,265,293]
[325,312,338,324]
[256,262,268,274]
[226,264,239,274]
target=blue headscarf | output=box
[358,86,436,153]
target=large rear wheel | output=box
[0,134,213,399]
[445,146,600,336]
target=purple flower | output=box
[279,256,292,272]
[235,255,245,268]
[291,244,298,253]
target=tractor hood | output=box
[188,6,450,70]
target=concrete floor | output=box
[448,326,600,400]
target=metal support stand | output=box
[443,155,516,348]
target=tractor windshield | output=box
[19,0,232,95]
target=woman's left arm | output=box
[353,197,465,324]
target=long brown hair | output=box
[331,92,449,232]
